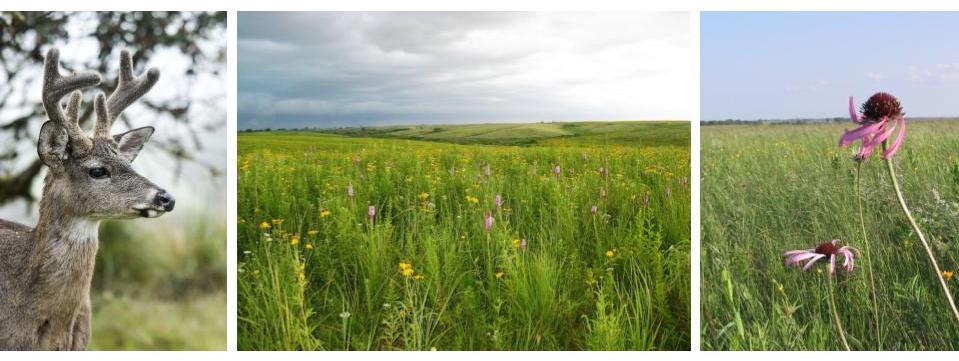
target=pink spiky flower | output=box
[494,194,502,210]
[368,205,376,225]
[783,239,859,274]
[347,182,355,199]
[484,211,494,232]
[590,205,598,215]
[839,93,907,161]
[554,165,561,180]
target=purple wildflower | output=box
[494,194,502,210]
[484,211,494,232]
[839,93,907,161]
[554,165,561,180]
[783,239,859,274]
[642,191,650,208]
[347,182,355,199]
[368,205,376,225]
[591,205,598,215]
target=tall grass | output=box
[701,120,959,350]
[237,130,690,350]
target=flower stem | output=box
[827,275,851,351]
[882,144,959,324]
[855,164,882,349]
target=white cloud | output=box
[238,12,691,127]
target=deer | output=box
[0,48,175,350]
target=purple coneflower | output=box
[782,239,858,274]
[590,205,598,215]
[347,182,355,199]
[368,205,376,225]
[642,191,650,208]
[484,211,494,232]
[494,194,502,210]
[554,165,561,180]
[839,93,907,161]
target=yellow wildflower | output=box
[259,221,271,230]
[414,274,424,281]
[305,243,314,250]
[307,230,319,236]
[419,192,430,201]
[512,239,521,249]
[320,209,331,217]
[945,270,954,282]
[776,284,785,294]
[399,261,414,277]
[272,219,284,226]
[290,235,300,246]
[606,249,616,258]
[495,271,505,279]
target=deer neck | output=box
[30,186,100,301]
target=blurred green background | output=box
[0,12,227,350]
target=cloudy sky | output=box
[238,12,690,129]
[703,12,959,120]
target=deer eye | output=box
[88,167,110,179]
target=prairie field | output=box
[237,121,691,350]
[701,120,959,350]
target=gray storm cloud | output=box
[238,12,690,129]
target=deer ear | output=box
[38,121,69,168]
[113,126,154,163]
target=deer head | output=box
[37,48,175,219]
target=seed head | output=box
[860,92,903,120]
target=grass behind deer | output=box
[237,127,690,350]
[89,211,227,350]
[701,120,959,350]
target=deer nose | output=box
[155,190,176,212]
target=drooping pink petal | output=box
[839,121,883,147]
[803,254,826,271]
[849,96,861,124]
[864,117,896,148]
[782,249,814,257]
[829,254,836,274]
[785,252,819,267]
[842,249,855,272]
[882,117,907,159]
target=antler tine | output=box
[42,48,101,151]
[96,49,160,138]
